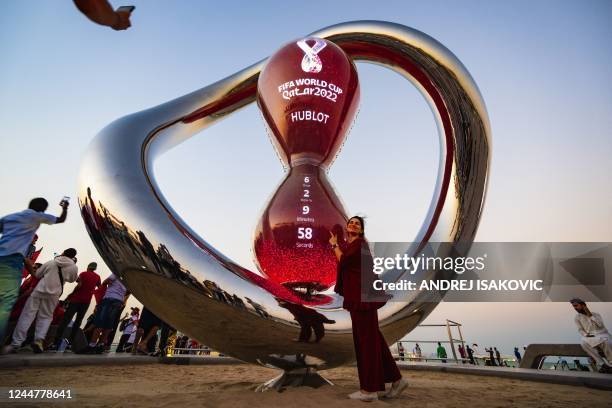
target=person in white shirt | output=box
[116,307,139,352]
[84,273,130,353]
[571,298,612,373]
[0,197,68,349]
[9,249,78,353]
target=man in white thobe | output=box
[571,298,612,374]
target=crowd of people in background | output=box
[0,198,135,354]
[398,341,525,367]
[0,201,135,356]
[398,337,610,373]
[0,197,212,358]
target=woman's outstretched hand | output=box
[330,232,341,261]
[329,231,338,247]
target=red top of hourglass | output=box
[257,37,360,169]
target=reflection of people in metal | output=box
[245,297,269,318]
[136,230,163,272]
[571,298,612,373]
[277,299,335,343]
[330,216,408,401]
[119,222,140,258]
[81,188,111,254]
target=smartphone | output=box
[60,196,70,206]
[116,5,136,13]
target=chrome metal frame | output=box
[78,21,491,371]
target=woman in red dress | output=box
[330,216,408,402]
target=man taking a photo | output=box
[0,197,68,348]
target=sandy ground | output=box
[0,364,610,408]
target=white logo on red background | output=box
[297,38,327,73]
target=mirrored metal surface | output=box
[78,21,491,370]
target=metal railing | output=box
[398,319,466,364]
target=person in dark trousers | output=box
[133,307,162,354]
[116,307,139,352]
[494,347,502,366]
[153,322,175,357]
[514,347,522,365]
[52,262,101,349]
[330,216,408,402]
[82,274,129,353]
[1,197,68,349]
[105,302,127,351]
[466,345,476,365]
[486,347,497,366]
[573,359,589,371]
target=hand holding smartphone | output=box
[60,196,70,208]
[116,5,135,14]
[113,5,134,30]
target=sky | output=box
[1,0,611,355]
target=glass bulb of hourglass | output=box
[254,37,360,295]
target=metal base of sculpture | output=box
[255,368,333,392]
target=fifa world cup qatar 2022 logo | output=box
[254,38,359,294]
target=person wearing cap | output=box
[51,261,101,350]
[570,298,612,373]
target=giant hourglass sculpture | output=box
[78,21,491,383]
[254,39,359,294]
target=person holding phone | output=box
[0,197,68,351]
[73,0,135,31]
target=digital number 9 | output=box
[302,206,310,215]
